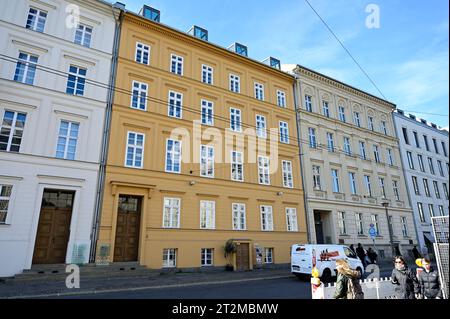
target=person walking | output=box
[349,244,356,255]
[391,256,420,299]
[412,246,422,260]
[418,258,443,299]
[333,259,364,299]
[356,243,367,267]
[367,248,378,264]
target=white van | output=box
[291,244,364,282]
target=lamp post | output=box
[382,201,396,257]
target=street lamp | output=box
[382,201,396,257]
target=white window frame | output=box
[0,184,13,224]
[322,101,330,117]
[312,165,322,190]
[418,154,425,172]
[305,95,312,112]
[309,128,317,148]
[359,141,367,160]
[55,120,79,160]
[282,160,294,188]
[0,110,27,152]
[407,152,415,169]
[26,7,47,32]
[66,65,87,96]
[229,74,240,93]
[231,151,244,182]
[277,90,286,107]
[338,106,346,122]
[338,211,347,235]
[168,90,183,119]
[368,116,374,131]
[423,178,431,197]
[356,213,364,235]
[165,139,182,173]
[349,172,357,195]
[379,177,386,198]
[264,248,273,264]
[230,108,242,132]
[381,121,387,135]
[387,149,394,166]
[201,99,214,126]
[260,205,274,231]
[412,176,420,195]
[417,202,425,222]
[258,156,270,185]
[373,145,380,163]
[279,121,289,144]
[364,175,372,197]
[130,80,148,111]
[135,42,150,65]
[428,204,435,218]
[371,214,380,235]
[256,114,267,138]
[162,248,177,268]
[353,112,361,127]
[74,23,93,47]
[393,180,400,201]
[286,208,298,232]
[124,131,145,169]
[170,54,184,75]
[254,82,264,101]
[344,137,351,155]
[200,145,214,178]
[14,52,38,85]
[428,157,435,175]
[200,200,215,229]
[162,197,181,228]
[331,169,340,193]
[201,248,214,267]
[232,203,246,230]
[201,64,213,85]
[327,132,335,152]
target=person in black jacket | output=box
[391,256,420,299]
[356,243,367,267]
[418,258,443,299]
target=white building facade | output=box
[284,65,418,260]
[0,0,117,277]
[393,110,449,256]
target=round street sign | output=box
[369,226,377,239]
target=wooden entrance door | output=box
[236,243,250,271]
[114,195,142,262]
[33,190,75,265]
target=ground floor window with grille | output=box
[264,248,273,264]
[201,248,214,266]
[163,248,177,268]
[0,185,13,224]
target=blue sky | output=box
[123,0,449,128]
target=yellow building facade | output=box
[96,10,306,271]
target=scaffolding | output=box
[431,216,449,299]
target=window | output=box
[381,121,387,135]
[407,152,415,170]
[14,52,38,84]
[428,204,435,218]
[277,90,286,107]
[135,42,150,65]
[256,115,267,138]
[162,249,176,268]
[312,165,322,190]
[331,169,340,193]
[401,217,408,237]
[0,185,13,224]
[305,95,313,112]
[423,135,430,151]
[201,65,213,84]
[131,81,148,110]
[264,248,273,264]
[74,24,93,47]
[200,145,214,178]
[286,208,298,232]
[254,83,264,101]
[201,248,213,266]
[308,128,317,148]
[229,74,240,93]
[56,121,79,160]
[379,177,386,198]
[402,127,409,144]
[66,66,87,96]
[322,101,330,117]
[371,214,379,235]
[125,132,144,168]
[168,91,183,119]
[170,54,183,75]
[349,172,357,195]
[258,156,270,185]
[26,7,47,32]
[344,137,352,156]
[230,108,241,132]
[412,176,420,195]
[353,112,361,127]
[423,179,431,197]
[433,181,441,199]
[200,201,215,229]
[428,157,435,175]
[0,111,27,152]
[231,151,244,182]
[279,121,289,144]
[356,213,364,235]
[359,141,367,160]
[260,205,274,231]
[413,131,420,148]
[418,155,425,172]
[338,106,346,122]
[442,141,448,157]
[438,205,445,216]
[163,198,180,228]
[393,181,400,201]
[201,99,214,126]
[417,202,425,222]
[387,149,394,166]
[232,203,246,230]
[338,212,347,235]
[443,183,449,200]
[327,133,335,152]
[368,116,374,131]
[364,175,372,197]
[432,138,439,154]
[438,160,444,177]
[282,160,294,188]
[165,139,181,173]
[373,145,380,163]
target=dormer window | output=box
[188,26,208,41]
[263,57,281,70]
[228,43,248,57]
[140,5,160,22]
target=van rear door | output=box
[291,245,310,274]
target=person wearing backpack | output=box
[332,259,364,299]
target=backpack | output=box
[347,277,364,299]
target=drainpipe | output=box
[292,68,311,244]
[391,111,422,254]
[89,5,124,263]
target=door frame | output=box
[27,183,82,268]
[232,240,253,271]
